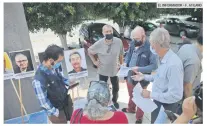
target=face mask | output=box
[150,46,157,55]
[52,62,61,69]
[134,40,143,47]
[105,33,113,40]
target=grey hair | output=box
[84,99,109,120]
[83,81,111,120]
[130,26,145,39]
[15,53,27,60]
[149,27,170,48]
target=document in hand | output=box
[154,105,168,124]
[132,83,157,113]
[116,66,132,77]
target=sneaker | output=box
[135,119,143,124]
[113,102,119,109]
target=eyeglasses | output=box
[107,44,112,53]
[16,60,27,63]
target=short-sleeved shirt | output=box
[88,37,124,77]
[70,109,128,124]
[177,44,202,90]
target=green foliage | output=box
[23,3,90,34]
[23,3,202,35]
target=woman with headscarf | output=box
[70,81,128,124]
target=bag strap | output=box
[71,109,83,124]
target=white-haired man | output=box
[131,27,184,123]
[88,24,124,109]
[14,53,33,74]
[121,26,157,124]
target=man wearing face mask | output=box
[88,24,124,109]
[121,26,157,124]
[131,28,184,123]
[32,45,74,123]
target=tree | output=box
[90,3,161,33]
[23,3,91,49]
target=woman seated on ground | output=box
[70,81,128,124]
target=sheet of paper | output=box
[154,105,168,124]
[132,84,157,113]
[116,66,132,77]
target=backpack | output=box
[34,68,68,110]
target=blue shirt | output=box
[32,64,69,117]
[144,49,184,104]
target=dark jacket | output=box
[125,39,158,86]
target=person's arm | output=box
[131,72,155,82]
[174,114,191,124]
[32,80,59,117]
[124,41,133,64]
[88,41,100,65]
[150,65,184,103]
[174,96,197,124]
[183,64,198,98]
[184,83,193,98]
[138,53,158,73]
[144,74,155,82]
[119,40,124,65]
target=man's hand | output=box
[142,89,151,98]
[93,60,100,67]
[182,96,197,120]
[131,72,144,81]
[132,66,138,74]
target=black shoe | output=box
[122,108,136,113]
[135,119,143,124]
[113,102,119,109]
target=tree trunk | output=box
[58,34,68,50]
[119,26,126,34]
[57,33,70,79]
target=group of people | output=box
[32,24,203,124]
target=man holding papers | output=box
[121,26,157,124]
[131,28,184,124]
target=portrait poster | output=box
[64,48,88,79]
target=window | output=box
[166,19,173,24]
[185,17,202,23]
[145,23,157,31]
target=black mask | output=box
[105,33,113,40]
[134,40,143,47]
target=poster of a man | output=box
[9,49,34,75]
[64,48,88,79]
[68,52,87,74]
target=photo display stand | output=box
[5,49,35,123]
[10,79,29,123]
[64,48,89,102]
